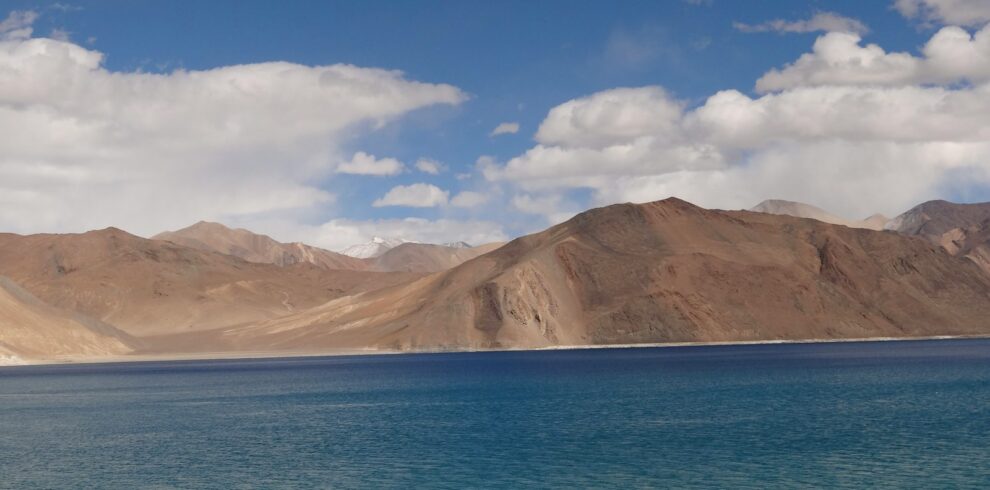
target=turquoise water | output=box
[1,339,989,488]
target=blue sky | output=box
[2,0,990,249]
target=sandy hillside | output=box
[0,277,135,361]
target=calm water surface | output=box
[2,339,990,488]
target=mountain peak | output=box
[341,237,411,258]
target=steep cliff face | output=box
[204,198,990,353]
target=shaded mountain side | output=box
[164,198,990,354]
[750,199,887,230]
[153,221,368,271]
[0,277,135,361]
[0,228,423,337]
[887,200,990,274]
[370,242,506,273]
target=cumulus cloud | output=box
[756,27,990,92]
[450,191,488,208]
[372,183,449,207]
[337,152,405,176]
[734,12,868,35]
[511,193,579,225]
[0,27,465,236]
[490,122,520,136]
[414,157,444,174]
[49,28,70,42]
[535,87,684,148]
[0,10,38,41]
[895,0,990,27]
[486,26,990,220]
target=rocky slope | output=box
[886,200,990,274]
[0,277,135,362]
[153,221,367,271]
[192,198,990,353]
[751,199,887,230]
[0,228,420,337]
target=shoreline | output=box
[3,333,989,369]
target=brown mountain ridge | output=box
[177,198,990,354]
[4,197,990,362]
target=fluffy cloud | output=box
[0,22,465,236]
[511,193,579,224]
[337,152,405,176]
[487,26,990,220]
[450,191,488,208]
[756,27,990,92]
[535,87,684,148]
[734,12,869,35]
[491,122,519,136]
[372,183,449,207]
[895,0,990,27]
[0,10,37,41]
[414,157,444,174]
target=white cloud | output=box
[0,10,38,41]
[535,87,684,148]
[895,0,990,27]
[450,191,488,208]
[372,183,449,207]
[414,157,444,174]
[511,193,579,224]
[337,152,405,176]
[734,12,869,35]
[0,29,465,236]
[755,27,990,92]
[487,26,990,220]
[490,121,520,136]
[49,28,70,42]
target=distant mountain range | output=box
[749,199,888,230]
[3,196,990,363]
[154,222,503,274]
[341,237,411,259]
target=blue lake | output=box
[2,339,989,488]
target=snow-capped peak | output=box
[340,237,411,258]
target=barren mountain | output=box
[0,277,134,362]
[193,198,990,353]
[751,199,887,230]
[0,228,421,337]
[370,242,506,273]
[154,222,494,273]
[154,221,367,271]
[886,200,990,274]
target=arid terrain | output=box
[3,197,990,364]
